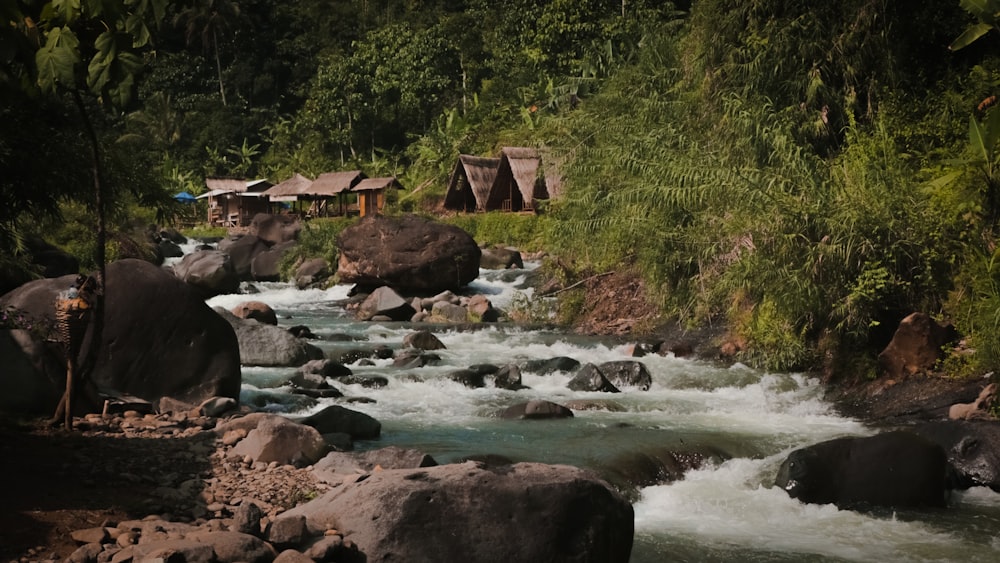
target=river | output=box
[193,255,1000,562]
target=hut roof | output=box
[485,147,546,210]
[501,146,546,202]
[352,177,405,192]
[205,177,246,193]
[245,178,274,193]
[444,155,500,211]
[263,173,314,200]
[307,170,365,196]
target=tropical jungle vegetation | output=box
[4,0,1000,379]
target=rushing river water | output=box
[192,253,1000,563]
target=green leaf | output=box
[35,27,81,93]
[51,0,82,25]
[960,0,1000,21]
[125,13,150,47]
[950,23,993,51]
[86,30,118,95]
[970,114,990,163]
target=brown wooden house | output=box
[305,170,366,216]
[352,177,405,217]
[199,177,273,226]
[443,155,500,212]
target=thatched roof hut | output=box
[307,170,365,197]
[486,147,548,212]
[444,155,500,212]
[263,173,314,201]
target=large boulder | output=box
[230,414,329,466]
[337,214,481,292]
[215,308,324,367]
[250,213,301,246]
[0,329,63,414]
[914,420,1000,491]
[312,446,437,484]
[479,246,523,270]
[774,431,950,510]
[0,259,241,413]
[878,313,957,380]
[172,250,240,297]
[219,235,271,281]
[251,240,297,282]
[279,462,633,563]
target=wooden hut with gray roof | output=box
[444,155,500,212]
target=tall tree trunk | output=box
[50,89,107,430]
[213,28,228,106]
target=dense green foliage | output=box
[279,217,355,281]
[7,0,1000,376]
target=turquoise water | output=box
[206,267,1000,562]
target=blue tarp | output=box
[173,191,197,203]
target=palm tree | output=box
[174,0,242,106]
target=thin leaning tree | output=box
[2,0,169,428]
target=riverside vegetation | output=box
[6,0,1000,387]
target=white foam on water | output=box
[634,457,1000,562]
[206,283,352,311]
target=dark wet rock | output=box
[501,400,574,420]
[218,235,271,282]
[298,359,352,378]
[598,361,653,391]
[522,356,580,375]
[914,420,1000,491]
[492,364,525,390]
[774,431,949,510]
[296,405,382,440]
[287,325,317,339]
[567,363,620,393]
[449,369,486,389]
[335,375,389,389]
[403,330,446,350]
[251,240,296,282]
[392,348,441,368]
[480,246,524,270]
[335,346,393,365]
[159,239,184,258]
